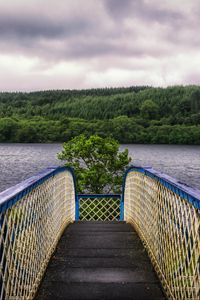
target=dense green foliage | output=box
[0,85,200,143]
[58,135,131,193]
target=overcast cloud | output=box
[0,0,199,91]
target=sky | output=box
[0,0,200,91]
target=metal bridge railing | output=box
[76,194,123,221]
[123,166,200,300]
[0,167,76,300]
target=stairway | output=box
[35,221,165,300]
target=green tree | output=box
[190,90,200,113]
[58,134,131,193]
[140,99,159,119]
[0,118,19,142]
[0,86,200,144]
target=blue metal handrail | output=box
[0,164,199,300]
[0,166,76,300]
[0,166,77,214]
[122,165,200,210]
[123,165,200,300]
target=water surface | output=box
[121,144,199,190]
[0,143,199,192]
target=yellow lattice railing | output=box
[124,166,200,300]
[78,194,121,221]
[0,167,75,300]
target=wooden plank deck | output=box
[35,221,166,300]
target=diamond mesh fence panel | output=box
[124,169,200,300]
[0,169,75,300]
[79,196,121,221]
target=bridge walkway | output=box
[35,221,166,300]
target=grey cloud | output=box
[63,37,173,60]
[104,0,184,24]
[0,7,174,63]
[103,0,133,18]
[0,0,199,90]
[0,15,92,40]
[0,31,173,64]
[0,0,194,63]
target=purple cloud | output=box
[0,0,199,90]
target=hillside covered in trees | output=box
[0,86,200,144]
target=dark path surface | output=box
[35,221,166,300]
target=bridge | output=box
[0,166,199,300]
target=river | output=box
[0,143,199,192]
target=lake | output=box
[0,143,199,192]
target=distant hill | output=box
[0,86,200,144]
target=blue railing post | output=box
[0,213,6,300]
[120,195,124,221]
[75,195,80,220]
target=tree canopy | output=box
[58,135,131,193]
[0,85,200,144]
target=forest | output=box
[0,85,200,144]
